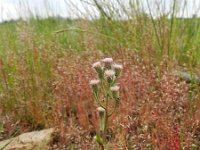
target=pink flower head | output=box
[102,58,113,69]
[113,64,123,77]
[105,70,115,77]
[92,61,101,69]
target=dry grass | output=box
[50,49,200,149]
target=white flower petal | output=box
[92,61,101,68]
[105,70,115,77]
[110,85,120,91]
[102,58,113,63]
[90,79,100,85]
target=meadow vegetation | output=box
[0,0,200,149]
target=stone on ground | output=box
[0,128,54,150]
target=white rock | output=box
[0,128,54,150]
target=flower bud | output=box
[90,79,100,95]
[97,107,105,131]
[110,85,120,101]
[104,69,115,84]
[92,61,104,80]
[92,61,101,68]
[113,64,123,78]
[97,107,105,118]
[102,58,113,69]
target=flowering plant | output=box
[90,58,123,149]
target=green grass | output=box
[1,15,200,63]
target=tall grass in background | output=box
[0,0,200,131]
[83,0,200,65]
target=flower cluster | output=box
[90,57,122,98]
[89,57,123,147]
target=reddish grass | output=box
[52,50,200,149]
[1,47,199,149]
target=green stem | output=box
[54,28,119,42]
[101,81,107,98]
[104,109,108,143]
[103,82,111,143]
[108,101,117,118]
[94,93,106,109]
[100,143,104,150]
